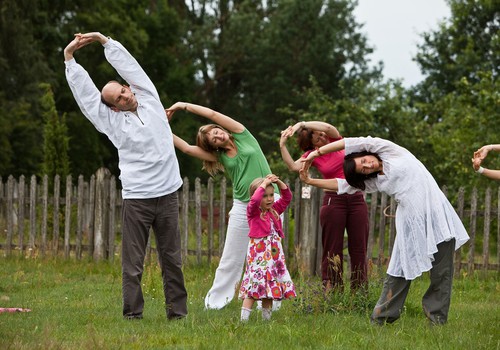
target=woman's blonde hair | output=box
[196,124,233,176]
[249,177,278,220]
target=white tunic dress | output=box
[337,137,469,280]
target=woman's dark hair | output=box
[343,151,382,190]
[296,127,314,151]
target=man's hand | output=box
[76,32,108,45]
[64,36,85,61]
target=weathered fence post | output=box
[293,178,301,257]
[41,175,48,257]
[482,188,491,273]
[297,184,320,275]
[53,175,60,256]
[108,176,116,261]
[195,178,202,264]
[29,175,37,256]
[314,190,324,277]
[93,168,109,260]
[6,176,14,256]
[64,175,72,259]
[18,175,25,252]
[468,188,478,274]
[76,175,84,260]
[88,175,95,258]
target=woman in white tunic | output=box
[300,136,469,325]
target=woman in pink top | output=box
[280,121,369,292]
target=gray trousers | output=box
[371,239,455,325]
[122,192,188,319]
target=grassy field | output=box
[0,256,498,349]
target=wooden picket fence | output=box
[0,170,498,277]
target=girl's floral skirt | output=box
[239,229,296,300]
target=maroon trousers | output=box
[319,191,369,291]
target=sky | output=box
[353,0,451,87]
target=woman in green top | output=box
[166,102,278,310]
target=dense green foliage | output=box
[40,83,70,183]
[0,0,497,192]
[411,0,500,190]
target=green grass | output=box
[0,257,498,350]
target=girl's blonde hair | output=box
[249,177,278,220]
[196,124,233,176]
[249,177,265,197]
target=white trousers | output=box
[205,199,249,309]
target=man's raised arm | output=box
[64,32,108,62]
[64,33,114,136]
[100,34,159,101]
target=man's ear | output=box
[111,106,120,112]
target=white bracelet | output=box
[477,166,485,174]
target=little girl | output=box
[239,174,296,322]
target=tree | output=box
[0,0,56,177]
[411,0,499,191]
[414,0,498,102]
[426,73,499,191]
[0,92,16,176]
[39,83,70,183]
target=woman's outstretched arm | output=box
[300,139,346,163]
[166,102,245,134]
[299,161,339,191]
[279,128,302,172]
[173,134,217,162]
[472,144,500,180]
[290,121,341,139]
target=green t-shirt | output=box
[219,128,276,202]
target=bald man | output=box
[64,32,187,320]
